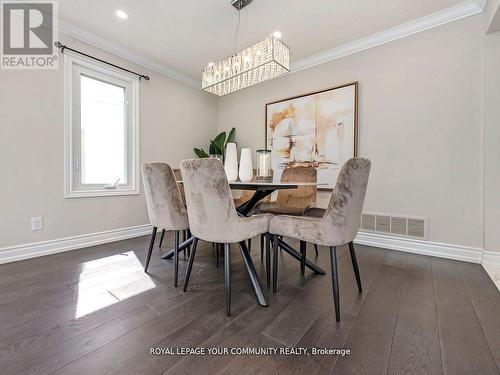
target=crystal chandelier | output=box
[202,1,290,96]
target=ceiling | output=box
[59,0,477,84]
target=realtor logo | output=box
[1,0,58,69]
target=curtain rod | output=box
[54,42,150,81]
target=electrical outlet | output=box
[31,216,43,231]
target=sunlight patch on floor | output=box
[75,251,156,318]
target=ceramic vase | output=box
[224,143,238,182]
[239,148,253,182]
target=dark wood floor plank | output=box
[387,254,442,375]
[432,257,498,375]
[457,261,500,370]
[1,306,156,375]
[285,245,387,374]
[332,251,407,375]
[261,245,351,347]
[0,244,227,365]
[0,282,193,364]
[1,236,500,375]
[162,284,300,375]
[52,285,253,375]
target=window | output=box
[64,53,139,197]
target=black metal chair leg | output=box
[314,244,319,256]
[265,233,271,287]
[216,243,220,267]
[329,246,340,322]
[300,241,306,275]
[173,231,179,287]
[158,229,165,248]
[183,238,199,292]
[187,229,192,255]
[238,241,268,306]
[272,234,279,294]
[260,234,265,261]
[144,227,157,272]
[224,243,231,316]
[348,241,363,293]
[248,238,252,253]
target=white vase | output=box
[224,143,238,182]
[239,148,253,182]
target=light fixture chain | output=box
[234,5,241,55]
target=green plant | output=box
[194,127,235,162]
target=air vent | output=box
[390,216,407,236]
[361,212,428,240]
[375,215,390,233]
[407,218,426,239]
[361,214,375,231]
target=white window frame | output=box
[64,52,140,198]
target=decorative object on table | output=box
[193,127,235,163]
[238,148,253,182]
[256,149,273,182]
[201,0,289,96]
[224,143,239,182]
[209,154,222,162]
[266,82,358,190]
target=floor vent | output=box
[361,214,375,231]
[361,213,428,240]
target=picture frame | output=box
[265,82,359,191]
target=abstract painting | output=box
[266,82,358,190]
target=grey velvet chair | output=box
[252,166,319,257]
[141,163,190,287]
[252,166,318,216]
[157,169,191,257]
[180,158,272,316]
[269,158,371,321]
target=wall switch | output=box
[31,216,43,231]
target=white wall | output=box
[0,35,217,248]
[217,15,485,249]
[484,30,500,253]
[0,12,497,258]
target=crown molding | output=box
[290,1,483,74]
[57,20,201,89]
[474,0,488,11]
[57,1,482,91]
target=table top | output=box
[177,179,326,191]
[229,181,326,191]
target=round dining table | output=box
[161,179,327,276]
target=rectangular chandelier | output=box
[202,35,290,96]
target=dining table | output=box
[161,179,327,276]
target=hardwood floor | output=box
[1,234,499,375]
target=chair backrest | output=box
[172,168,186,205]
[180,158,239,242]
[277,167,317,208]
[324,158,371,244]
[141,163,189,231]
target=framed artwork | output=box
[265,82,358,190]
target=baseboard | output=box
[482,250,500,266]
[0,225,496,267]
[0,224,152,264]
[355,231,484,263]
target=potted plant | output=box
[193,127,235,163]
